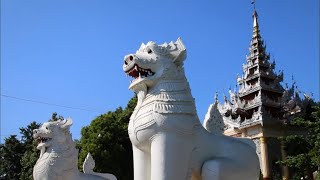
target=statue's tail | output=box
[202,101,224,134]
[83,153,117,180]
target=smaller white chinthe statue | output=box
[33,118,117,180]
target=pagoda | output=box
[203,8,312,180]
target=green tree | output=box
[0,135,25,180]
[79,96,137,180]
[278,102,320,180]
[19,122,41,152]
[49,112,64,122]
[19,122,41,180]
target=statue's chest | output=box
[33,153,57,179]
[33,150,77,180]
[128,92,196,141]
[133,91,194,118]
[128,96,156,134]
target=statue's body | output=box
[123,38,260,180]
[33,118,117,180]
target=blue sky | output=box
[1,0,319,142]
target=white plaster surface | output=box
[33,118,117,180]
[123,38,260,180]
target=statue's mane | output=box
[138,38,187,67]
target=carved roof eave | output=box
[244,101,262,110]
[238,86,260,97]
[242,62,270,72]
[240,71,278,83]
[222,117,241,129]
[223,116,263,130]
[241,73,260,82]
[238,121,262,130]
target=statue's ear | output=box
[138,43,146,52]
[59,117,73,130]
[170,38,187,66]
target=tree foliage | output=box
[0,135,25,180]
[49,112,64,122]
[19,144,39,180]
[278,102,320,180]
[79,96,137,180]
[19,122,42,180]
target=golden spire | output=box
[253,10,259,28]
[251,1,260,38]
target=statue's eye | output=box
[46,127,48,130]
[147,48,152,54]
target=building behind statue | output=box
[204,8,312,180]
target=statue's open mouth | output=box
[35,136,51,144]
[125,64,155,81]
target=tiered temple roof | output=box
[204,10,312,133]
[202,8,313,179]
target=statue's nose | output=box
[124,54,134,65]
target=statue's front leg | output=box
[132,145,151,180]
[151,133,193,180]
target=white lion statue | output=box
[123,38,260,180]
[33,118,117,180]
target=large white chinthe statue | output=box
[123,38,260,180]
[33,118,117,180]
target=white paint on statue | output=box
[123,38,260,180]
[33,118,117,180]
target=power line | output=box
[1,94,101,113]
[0,134,82,137]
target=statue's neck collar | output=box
[148,78,189,94]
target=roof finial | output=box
[252,8,259,28]
[251,0,256,10]
[214,92,219,103]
